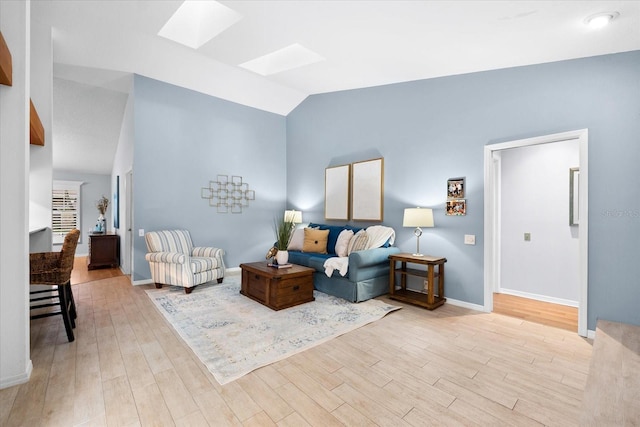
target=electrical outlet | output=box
[464,234,476,245]
[524,232,531,241]
[138,229,145,237]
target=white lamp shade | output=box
[403,208,434,228]
[284,210,302,223]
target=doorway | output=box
[484,129,589,336]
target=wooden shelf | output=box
[30,99,44,146]
[0,31,11,86]
[390,288,445,310]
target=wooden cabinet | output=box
[87,233,119,270]
[388,253,447,310]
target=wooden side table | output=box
[388,253,447,310]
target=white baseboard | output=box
[587,329,596,339]
[132,279,153,286]
[498,288,578,308]
[446,297,485,312]
[225,267,241,275]
[0,360,32,390]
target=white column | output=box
[0,0,32,388]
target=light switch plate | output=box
[138,229,145,237]
[524,232,531,241]
[464,234,476,245]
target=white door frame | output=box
[123,170,133,276]
[483,129,589,336]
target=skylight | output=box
[239,43,325,76]
[158,0,242,49]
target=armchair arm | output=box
[191,247,224,258]
[145,252,187,264]
[348,247,401,269]
[30,252,61,272]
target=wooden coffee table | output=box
[239,262,315,310]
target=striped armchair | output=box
[144,230,225,294]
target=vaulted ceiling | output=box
[35,1,640,173]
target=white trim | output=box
[225,266,241,275]
[0,360,32,389]
[498,288,578,308]
[587,329,596,339]
[446,298,484,312]
[133,279,154,286]
[484,129,589,336]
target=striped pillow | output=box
[347,230,369,255]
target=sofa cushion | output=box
[308,223,346,254]
[347,230,369,254]
[303,228,329,253]
[335,229,354,257]
[287,228,305,251]
[307,254,334,272]
[288,251,333,272]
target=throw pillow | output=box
[334,229,354,257]
[303,228,330,254]
[287,228,305,251]
[347,230,369,255]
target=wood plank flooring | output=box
[1,262,594,426]
[580,320,640,425]
[71,256,123,285]
[493,292,578,332]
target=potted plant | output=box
[273,216,296,265]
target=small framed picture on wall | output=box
[447,177,465,199]
[446,199,466,216]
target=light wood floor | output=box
[493,293,578,332]
[1,262,594,426]
[71,256,124,285]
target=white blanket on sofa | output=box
[323,225,395,277]
[324,256,349,277]
[364,225,395,249]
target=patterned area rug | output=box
[145,275,400,385]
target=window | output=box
[52,181,82,244]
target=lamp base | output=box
[412,253,425,257]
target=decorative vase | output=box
[96,214,106,233]
[275,250,289,265]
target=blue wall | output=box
[132,76,287,280]
[286,51,640,329]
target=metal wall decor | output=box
[201,175,255,213]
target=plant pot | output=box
[275,250,289,265]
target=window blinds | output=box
[52,181,82,244]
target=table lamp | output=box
[403,207,434,256]
[284,210,302,224]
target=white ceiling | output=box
[35,0,640,174]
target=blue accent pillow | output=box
[343,224,363,234]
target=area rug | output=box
[145,276,400,385]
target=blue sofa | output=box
[287,223,400,302]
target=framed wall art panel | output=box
[351,158,384,221]
[325,164,350,221]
